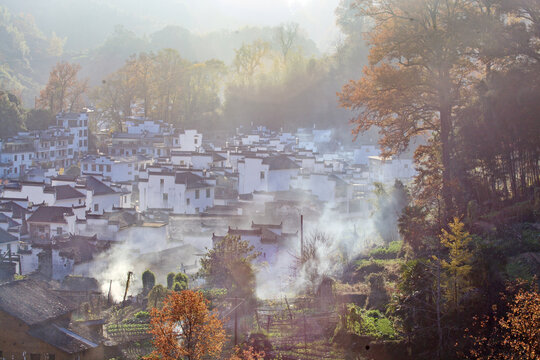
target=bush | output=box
[135,311,150,320]
[336,304,397,340]
[368,241,402,260]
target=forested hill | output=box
[0,4,320,105]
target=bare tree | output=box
[275,22,299,64]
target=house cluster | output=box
[0,116,417,279]
[0,112,89,179]
[0,114,420,359]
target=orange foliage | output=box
[466,285,539,359]
[228,346,265,360]
[145,290,225,360]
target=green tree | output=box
[166,272,175,289]
[148,284,168,309]
[142,270,156,292]
[25,108,55,130]
[199,235,259,299]
[0,90,25,138]
[173,272,188,291]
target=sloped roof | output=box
[212,152,226,162]
[174,172,211,189]
[54,185,85,200]
[263,155,300,170]
[27,206,74,224]
[0,279,77,325]
[0,213,20,228]
[0,201,31,219]
[79,176,116,196]
[0,227,17,243]
[28,323,99,354]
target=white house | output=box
[174,130,202,152]
[354,145,380,166]
[368,156,416,184]
[170,151,226,170]
[27,206,77,240]
[138,170,215,214]
[56,112,89,156]
[81,155,151,182]
[238,155,300,195]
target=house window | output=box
[14,155,17,161]
[206,188,210,198]
[195,190,200,199]
[57,227,62,235]
[186,198,190,206]
[194,138,198,144]
[92,164,96,171]
[94,204,99,212]
[260,171,265,180]
[38,226,45,232]
[83,164,88,171]
[22,154,24,160]
[30,354,40,360]
[106,165,111,172]
[163,193,168,201]
[68,149,73,155]
[78,199,82,205]
[48,354,55,360]
[195,207,199,213]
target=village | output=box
[0,109,417,359]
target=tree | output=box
[174,272,189,290]
[275,22,299,64]
[145,290,226,360]
[467,285,540,360]
[199,235,259,299]
[25,108,55,130]
[37,61,87,113]
[439,218,473,311]
[0,90,25,138]
[233,40,270,85]
[142,270,156,292]
[148,284,168,309]
[173,282,187,292]
[167,272,175,289]
[338,0,484,219]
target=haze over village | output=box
[0,1,539,360]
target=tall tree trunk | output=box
[440,71,454,221]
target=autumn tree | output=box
[467,285,540,360]
[233,40,270,85]
[38,61,88,113]
[338,0,487,219]
[439,218,473,311]
[145,290,226,360]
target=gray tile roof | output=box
[0,279,77,325]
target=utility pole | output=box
[300,214,304,260]
[123,271,133,304]
[234,297,238,346]
[107,280,113,305]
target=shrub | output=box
[368,241,402,260]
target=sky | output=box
[131,0,343,52]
